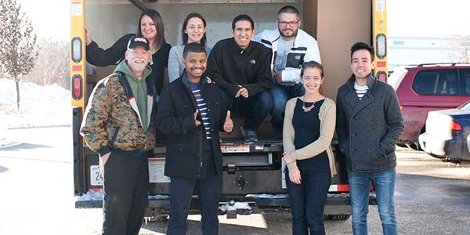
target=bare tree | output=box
[448,35,470,63]
[0,0,39,110]
[24,38,70,89]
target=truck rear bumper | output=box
[75,192,376,219]
[74,193,352,209]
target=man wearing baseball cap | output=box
[127,36,151,51]
[81,36,156,235]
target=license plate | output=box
[221,145,250,153]
[90,159,171,185]
[90,165,104,186]
[148,158,171,183]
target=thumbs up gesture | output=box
[194,109,201,127]
[223,111,233,133]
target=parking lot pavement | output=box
[137,148,470,235]
[1,127,469,235]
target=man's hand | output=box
[194,109,201,127]
[274,72,283,84]
[235,85,249,98]
[223,111,233,133]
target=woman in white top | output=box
[168,13,212,83]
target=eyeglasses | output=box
[278,21,299,27]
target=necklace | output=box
[302,100,315,112]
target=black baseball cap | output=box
[127,36,150,50]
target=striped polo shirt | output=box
[189,82,212,140]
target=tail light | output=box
[451,120,462,131]
[376,33,387,59]
[72,74,83,100]
[71,37,82,63]
[377,70,387,82]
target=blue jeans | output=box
[286,170,331,235]
[348,168,397,235]
[270,84,304,132]
[167,175,222,235]
[223,91,273,131]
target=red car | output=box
[389,63,470,149]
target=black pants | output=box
[221,90,273,131]
[286,170,331,235]
[167,174,222,235]
[102,149,149,235]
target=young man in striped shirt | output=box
[336,42,403,235]
[156,43,233,235]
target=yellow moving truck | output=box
[71,0,388,220]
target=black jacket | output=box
[336,74,404,173]
[86,33,171,95]
[207,38,273,97]
[155,73,229,178]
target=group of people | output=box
[80,4,404,235]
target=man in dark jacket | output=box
[81,36,155,235]
[207,14,273,142]
[336,42,404,235]
[156,43,233,235]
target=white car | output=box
[419,101,470,162]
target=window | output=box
[412,69,459,96]
[460,69,470,96]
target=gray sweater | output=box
[336,74,404,173]
[168,44,212,83]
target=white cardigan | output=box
[283,97,337,177]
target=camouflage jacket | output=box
[80,70,156,157]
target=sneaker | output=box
[240,126,258,142]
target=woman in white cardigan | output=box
[168,13,211,83]
[282,60,336,235]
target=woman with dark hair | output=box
[282,61,337,235]
[86,9,171,95]
[168,12,211,83]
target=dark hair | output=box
[301,60,324,78]
[183,42,207,59]
[182,13,207,46]
[350,42,375,61]
[277,5,301,20]
[232,14,254,31]
[137,9,166,49]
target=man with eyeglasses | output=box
[254,5,321,138]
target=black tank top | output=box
[292,99,330,173]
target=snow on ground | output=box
[76,191,172,202]
[0,78,70,147]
